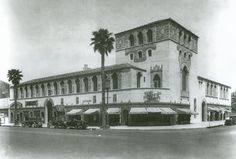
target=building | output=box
[8,18,231,127]
[0,80,10,124]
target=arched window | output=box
[75,79,80,93]
[92,76,98,91]
[153,74,161,88]
[47,83,51,96]
[35,85,39,97]
[129,34,134,47]
[138,51,143,58]
[20,87,23,98]
[138,32,143,45]
[147,29,153,42]
[41,84,45,96]
[137,72,142,88]
[54,82,58,95]
[207,83,210,95]
[148,50,152,57]
[112,73,118,89]
[182,66,188,91]
[60,81,65,95]
[30,85,33,97]
[83,77,88,92]
[68,80,72,93]
[25,87,28,98]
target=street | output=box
[0,126,236,159]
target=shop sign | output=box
[143,91,161,103]
[25,101,38,107]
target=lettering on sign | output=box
[25,101,38,107]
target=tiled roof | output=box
[20,63,146,85]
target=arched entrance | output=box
[44,99,54,126]
[202,101,206,121]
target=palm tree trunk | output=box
[14,86,17,125]
[101,53,106,128]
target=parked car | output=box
[52,120,67,129]
[22,118,42,128]
[66,119,87,129]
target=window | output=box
[41,112,44,118]
[54,82,58,95]
[148,50,152,57]
[179,50,182,56]
[129,34,134,47]
[60,81,65,95]
[138,51,142,58]
[67,80,72,94]
[30,85,33,97]
[75,79,80,93]
[92,76,98,91]
[112,73,118,89]
[138,32,143,45]
[130,53,134,60]
[182,66,188,91]
[113,94,117,103]
[147,29,153,42]
[41,84,45,96]
[76,97,79,104]
[47,83,51,96]
[20,87,23,98]
[188,55,191,59]
[137,72,142,88]
[93,95,96,104]
[61,98,64,105]
[153,74,161,88]
[25,87,28,98]
[184,53,187,58]
[83,77,88,92]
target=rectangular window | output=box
[130,54,133,60]
[61,98,64,105]
[93,96,96,104]
[113,94,117,103]
[76,97,79,104]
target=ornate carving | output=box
[177,45,192,70]
[150,65,163,73]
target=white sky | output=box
[0,0,236,91]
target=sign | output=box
[82,100,92,104]
[143,91,161,103]
[25,101,38,107]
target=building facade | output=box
[8,18,231,127]
[0,80,10,124]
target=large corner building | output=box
[8,18,231,126]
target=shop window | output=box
[130,53,134,60]
[41,112,44,118]
[113,94,117,103]
[129,34,134,47]
[61,98,64,105]
[153,74,161,88]
[112,73,118,89]
[147,29,153,42]
[92,76,98,91]
[148,50,152,57]
[93,96,96,104]
[138,32,143,45]
[68,80,73,93]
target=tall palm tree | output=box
[90,28,114,128]
[7,69,23,125]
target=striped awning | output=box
[208,106,219,112]
[129,108,148,114]
[84,108,100,115]
[159,107,177,115]
[107,108,121,115]
[176,108,198,115]
[66,109,82,115]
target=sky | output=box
[0,0,236,91]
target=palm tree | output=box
[90,28,114,128]
[7,69,23,125]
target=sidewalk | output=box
[88,121,225,131]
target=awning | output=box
[55,105,65,112]
[208,106,220,112]
[176,108,198,115]
[83,108,100,115]
[129,108,148,115]
[160,107,177,115]
[146,107,162,113]
[107,108,121,115]
[66,109,82,115]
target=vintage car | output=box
[66,119,87,129]
[52,120,67,129]
[22,118,43,128]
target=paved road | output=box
[0,126,236,159]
